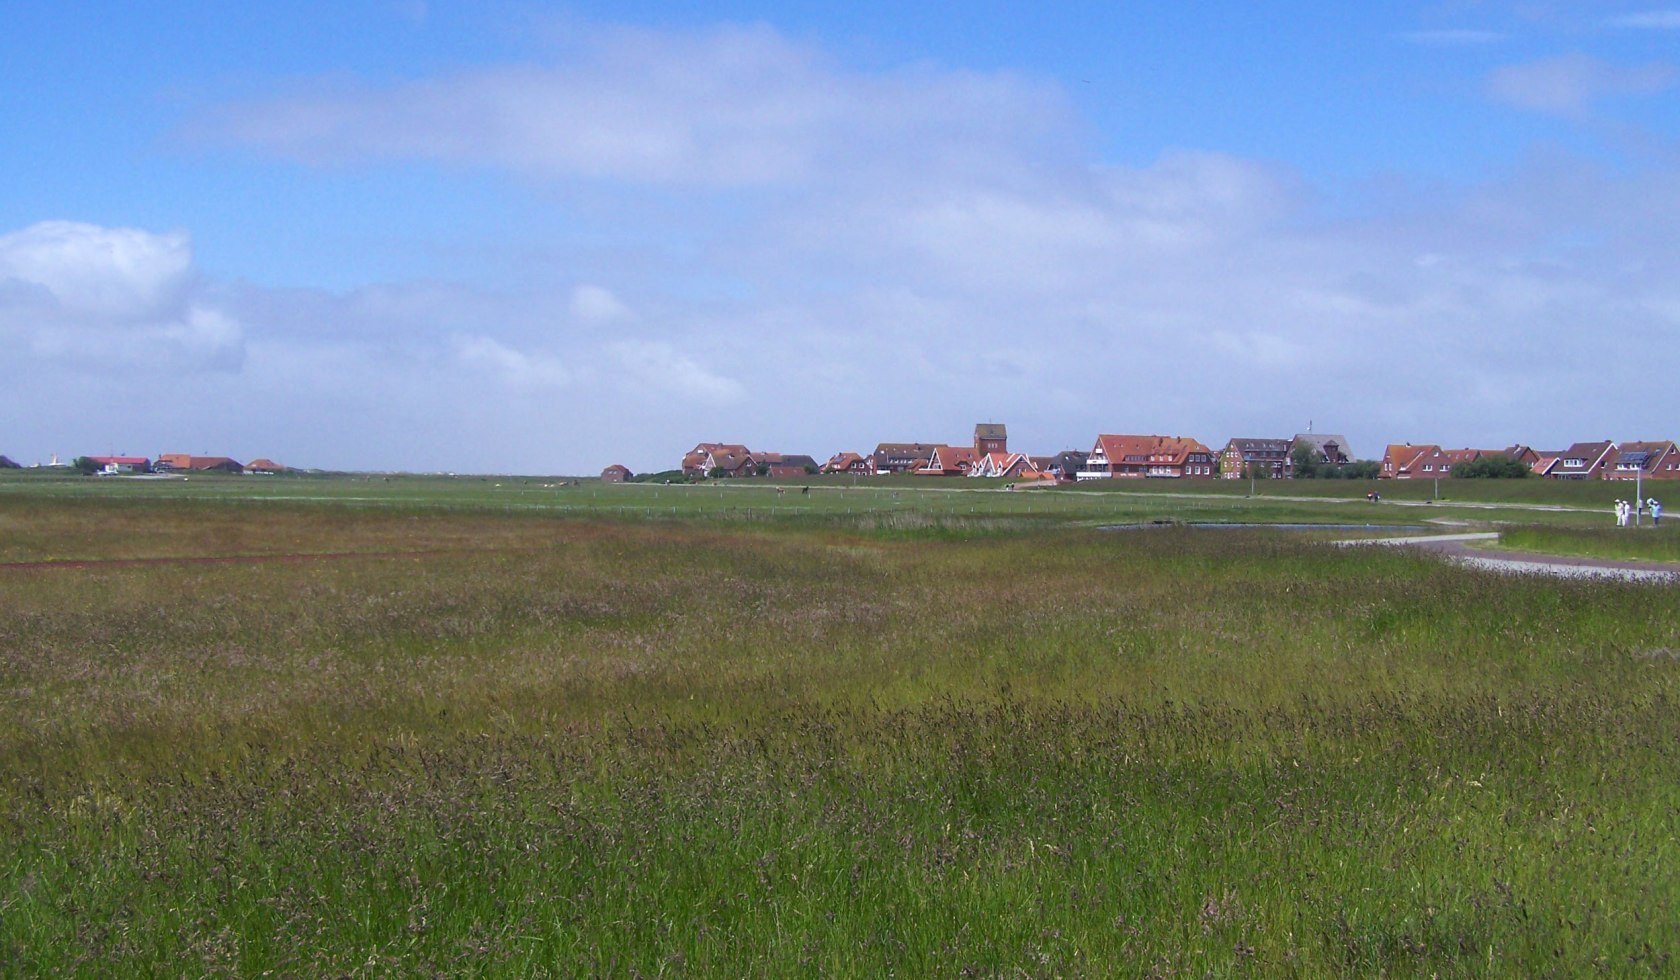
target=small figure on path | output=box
[1652,498,1663,526]
[1615,499,1628,527]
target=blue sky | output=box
[3,1,1678,471]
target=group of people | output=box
[1614,497,1663,527]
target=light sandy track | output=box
[0,549,475,572]
[1338,532,1680,583]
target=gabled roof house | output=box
[1078,435,1217,479]
[822,452,873,474]
[155,454,242,473]
[1381,444,1448,479]
[1220,438,1292,479]
[1546,441,1616,480]
[1293,434,1353,466]
[918,445,978,476]
[683,443,751,476]
[1605,440,1680,480]
[872,442,940,474]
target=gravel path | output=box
[0,549,465,572]
[1338,532,1680,583]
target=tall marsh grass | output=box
[1,500,1677,972]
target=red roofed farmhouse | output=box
[918,445,978,476]
[822,452,872,475]
[1077,435,1216,479]
[1381,444,1444,479]
[682,443,751,477]
[155,454,243,473]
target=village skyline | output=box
[21,414,1677,484]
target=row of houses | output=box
[1380,440,1680,481]
[654,427,1680,484]
[663,426,1209,482]
[21,453,291,476]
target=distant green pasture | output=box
[0,468,1623,530]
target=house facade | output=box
[682,443,751,477]
[1048,451,1088,482]
[918,445,978,476]
[974,423,1007,456]
[1605,441,1680,480]
[872,442,940,474]
[1220,438,1292,479]
[1546,441,1616,480]
[155,454,242,473]
[1078,435,1217,479]
[1293,434,1353,467]
[760,453,818,478]
[600,464,633,483]
[88,455,151,475]
[821,452,873,475]
[1381,444,1449,479]
[969,452,1046,479]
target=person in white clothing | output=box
[1615,500,1628,527]
[1651,498,1663,526]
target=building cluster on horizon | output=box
[0,452,289,476]
[595,425,1680,484]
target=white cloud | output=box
[1606,10,1680,29]
[607,340,743,403]
[1486,54,1675,116]
[0,221,191,318]
[1399,29,1506,45]
[0,221,243,372]
[193,23,1076,188]
[570,284,632,323]
[454,335,572,389]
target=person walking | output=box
[1615,499,1628,527]
[1652,498,1663,526]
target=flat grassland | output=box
[2,475,1677,974]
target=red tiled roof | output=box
[1092,435,1212,466]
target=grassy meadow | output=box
[1492,524,1680,564]
[2,477,1678,974]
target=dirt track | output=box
[0,549,467,572]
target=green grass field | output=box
[2,476,1677,973]
[1489,524,1680,564]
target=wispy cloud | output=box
[1398,29,1506,46]
[192,23,1076,188]
[1605,10,1680,29]
[1486,54,1674,116]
